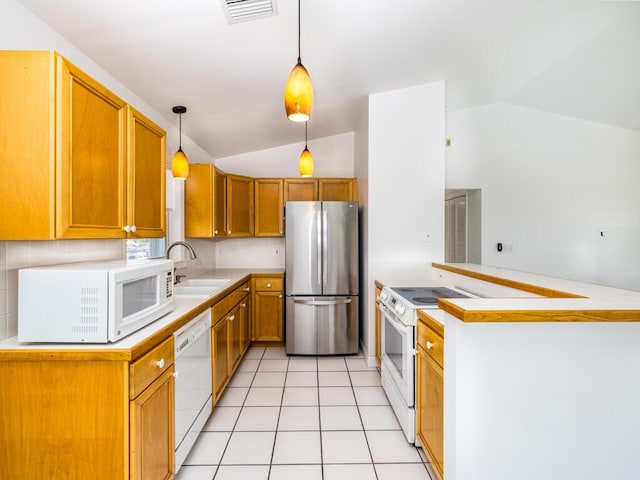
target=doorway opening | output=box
[445,189,481,264]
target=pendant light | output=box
[171,106,189,180]
[299,122,313,177]
[284,0,313,122]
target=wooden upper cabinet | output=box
[0,51,165,240]
[185,164,226,238]
[283,178,318,202]
[255,178,284,237]
[283,178,358,203]
[226,174,254,237]
[319,178,358,201]
[127,106,166,238]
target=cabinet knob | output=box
[228,230,232,234]
[229,315,235,322]
[156,358,165,368]
[278,294,283,299]
[426,342,434,350]
[244,287,250,292]
[214,230,218,234]
[267,283,272,288]
[123,225,131,233]
[241,303,246,308]
[173,371,179,378]
[130,225,137,233]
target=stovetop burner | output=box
[390,286,470,307]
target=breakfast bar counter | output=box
[427,263,640,480]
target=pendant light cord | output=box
[297,0,301,63]
[179,113,182,149]
[305,122,308,148]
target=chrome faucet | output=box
[165,241,197,260]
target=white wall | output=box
[363,81,446,360]
[446,102,640,291]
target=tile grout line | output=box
[212,347,265,479]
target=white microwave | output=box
[18,259,175,343]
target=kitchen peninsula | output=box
[429,263,640,480]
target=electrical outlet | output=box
[504,244,513,253]
[275,248,280,256]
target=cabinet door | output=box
[319,178,357,201]
[214,168,227,236]
[56,56,128,238]
[283,179,318,202]
[240,298,251,354]
[127,106,166,238]
[0,51,57,240]
[226,174,254,236]
[228,306,243,374]
[130,366,175,480]
[253,291,284,342]
[255,178,284,236]
[212,319,230,401]
[417,347,444,480]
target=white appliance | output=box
[379,286,472,443]
[18,259,174,343]
[174,308,213,472]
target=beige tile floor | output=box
[175,347,436,480]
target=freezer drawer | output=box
[286,296,358,355]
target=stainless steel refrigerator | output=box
[285,201,359,355]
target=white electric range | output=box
[379,285,473,444]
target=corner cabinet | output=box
[185,164,227,238]
[226,174,254,237]
[416,311,444,480]
[252,276,284,343]
[374,281,383,366]
[0,50,166,240]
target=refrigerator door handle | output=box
[322,209,328,289]
[317,209,323,287]
[293,298,353,306]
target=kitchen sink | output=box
[172,285,220,297]
[178,278,231,288]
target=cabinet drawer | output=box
[212,281,250,324]
[254,278,283,291]
[417,322,444,368]
[129,336,174,399]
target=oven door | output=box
[380,303,415,407]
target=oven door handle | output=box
[379,303,409,335]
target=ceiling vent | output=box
[220,0,277,24]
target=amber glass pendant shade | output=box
[172,147,189,180]
[171,105,189,179]
[285,60,314,122]
[298,147,313,177]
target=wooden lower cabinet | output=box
[252,276,284,343]
[0,337,176,480]
[211,280,251,403]
[416,314,445,480]
[130,366,175,480]
[240,298,251,353]
[212,317,230,401]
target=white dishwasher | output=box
[174,308,213,471]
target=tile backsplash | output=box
[0,239,125,341]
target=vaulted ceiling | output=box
[16,0,640,159]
